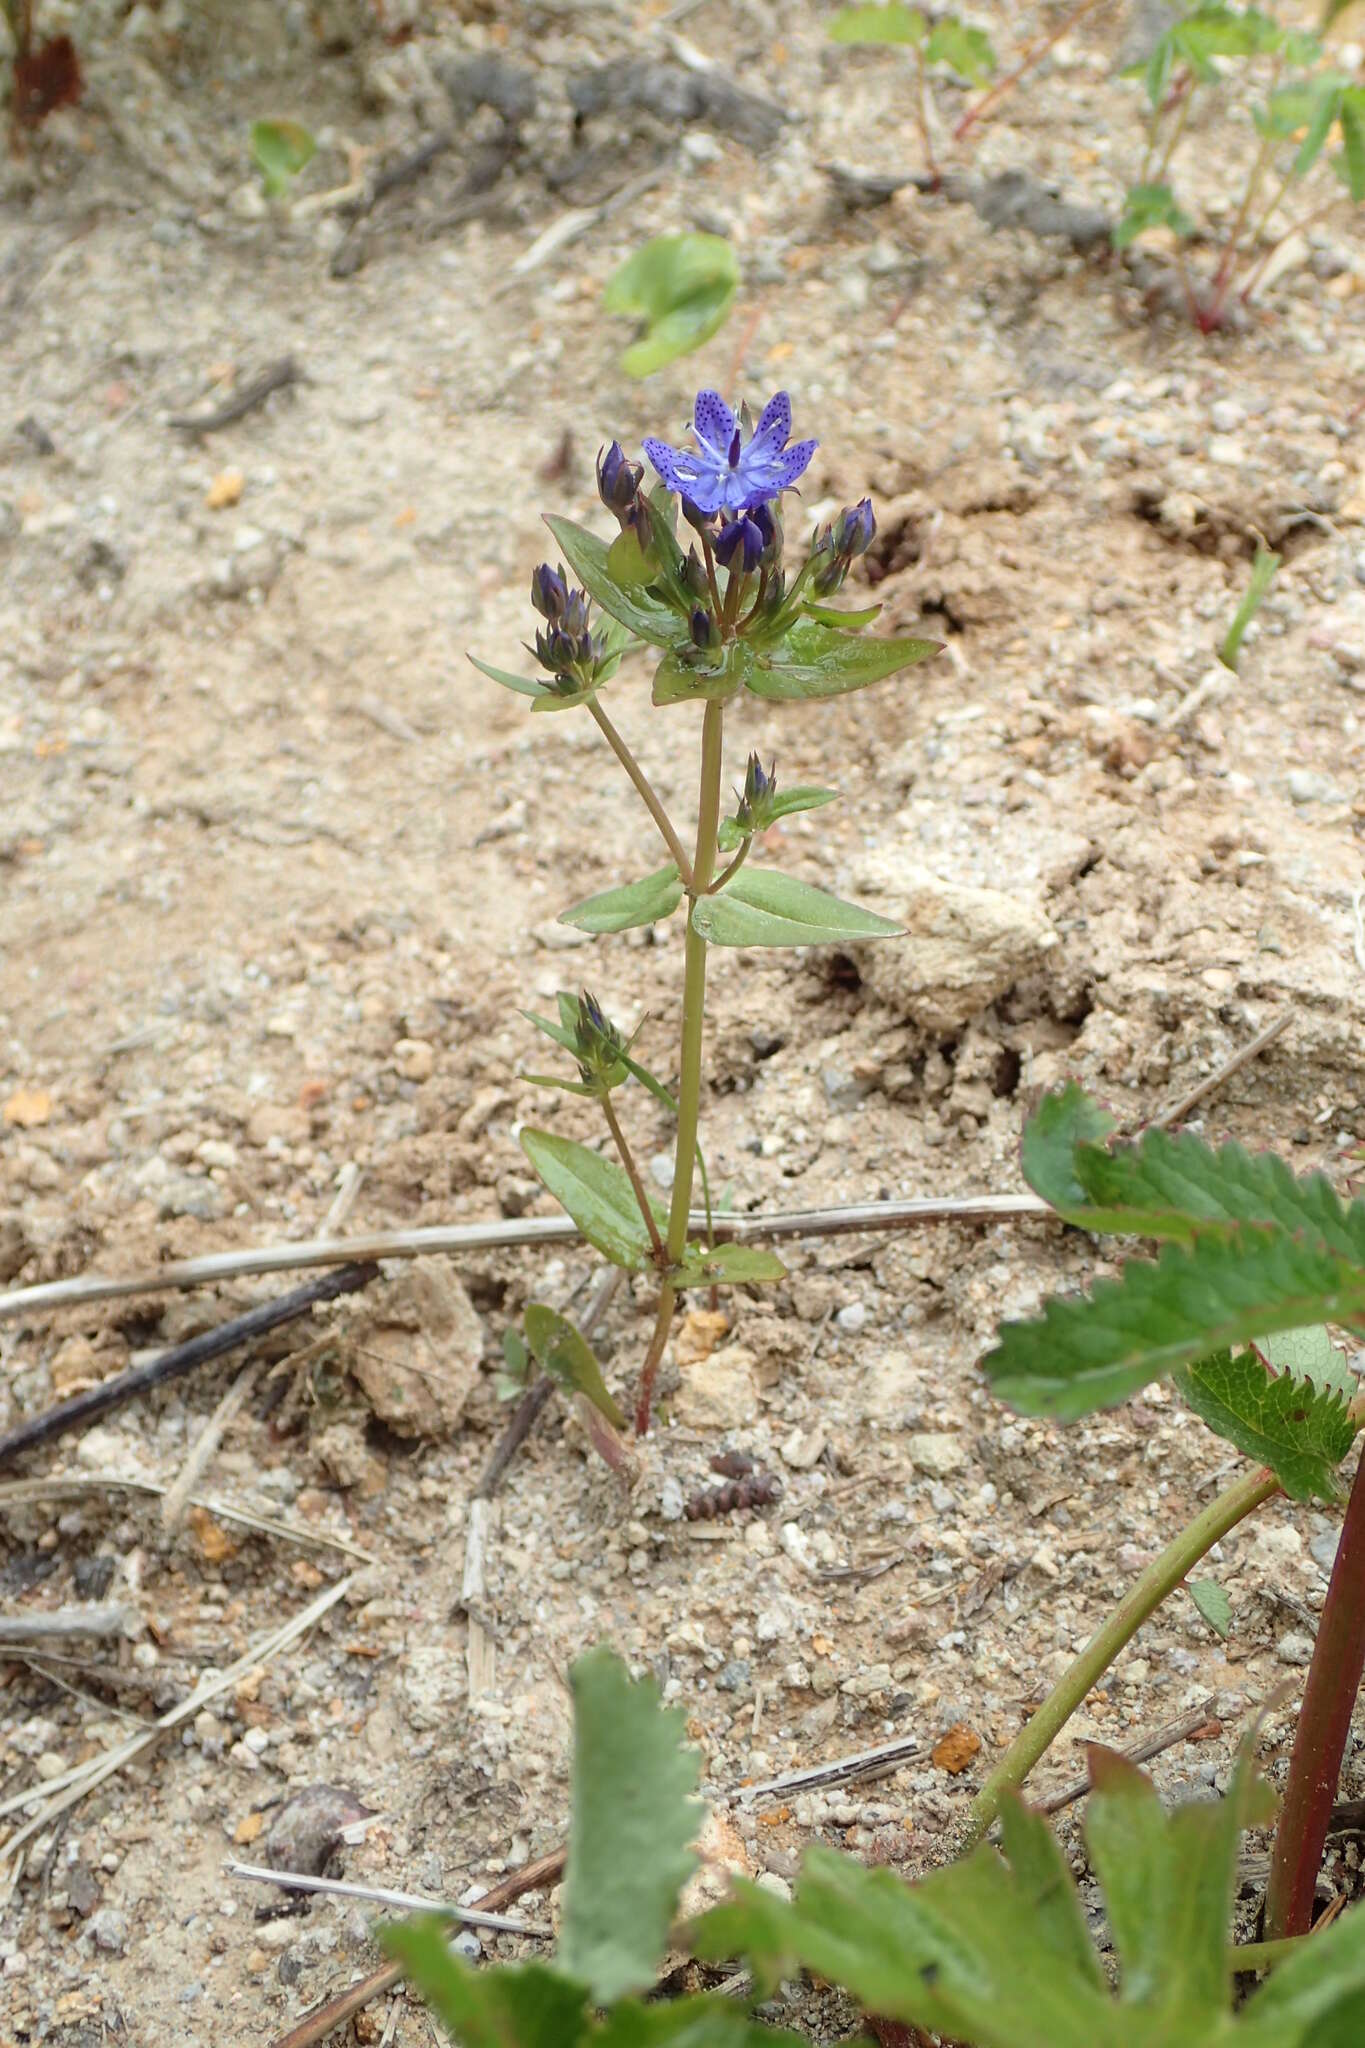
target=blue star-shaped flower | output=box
[643,391,817,516]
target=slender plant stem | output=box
[1210,71,1283,314]
[1238,196,1349,304]
[1231,1934,1313,1975]
[913,46,939,186]
[967,1465,1279,1841]
[601,1093,665,1264]
[700,530,724,617]
[635,698,725,1435]
[953,0,1111,145]
[587,699,692,884]
[735,567,769,634]
[1239,162,1296,274]
[1153,80,1196,184]
[1264,1448,1365,1941]
[709,836,752,898]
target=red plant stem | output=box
[953,0,1111,145]
[1264,1448,1365,1941]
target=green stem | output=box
[1153,80,1195,184]
[587,699,692,885]
[1210,71,1282,312]
[709,836,752,898]
[600,1092,665,1266]
[1230,1934,1312,1975]
[1264,1446,1365,1941]
[634,699,725,1435]
[968,1466,1279,1842]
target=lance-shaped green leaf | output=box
[603,233,739,380]
[544,515,678,647]
[376,1934,589,2048]
[1187,1579,1233,1639]
[671,1242,788,1289]
[520,1130,664,1271]
[1337,86,1365,200]
[1172,1347,1355,1502]
[691,869,903,948]
[559,866,685,934]
[559,1648,702,2006]
[653,639,755,706]
[749,620,940,701]
[469,653,558,701]
[800,599,883,630]
[523,1302,626,1428]
[717,785,838,851]
[984,1224,1365,1422]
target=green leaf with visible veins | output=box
[559,1648,702,2006]
[983,1224,1365,1421]
[1258,1325,1354,1398]
[376,1933,589,2048]
[749,619,940,701]
[1173,1347,1355,1501]
[559,866,684,934]
[691,869,903,947]
[519,1130,664,1271]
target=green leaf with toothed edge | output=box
[376,1935,589,2048]
[1173,1346,1355,1502]
[545,515,678,647]
[519,1129,664,1272]
[558,866,684,934]
[749,620,940,700]
[692,869,903,948]
[523,1302,625,1428]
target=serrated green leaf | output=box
[559,866,684,934]
[1258,1325,1355,1398]
[519,1130,663,1271]
[523,1302,625,1427]
[1021,1083,1121,1221]
[716,785,839,851]
[653,638,755,706]
[378,1930,589,2048]
[595,1997,806,2048]
[249,118,315,197]
[671,1242,788,1289]
[983,1225,1365,1422]
[1173,1347,1354,1501]
[1188,1579,1233,1638]
[544,516,679,647]
[469,653,552,700]
[691,869,903,948]
[827,3,926,46]
[1114,182,1195,249]
[560,1648,702,2006]
[604,234,739,380]
[749,620,940,701]
[925,20,995,84]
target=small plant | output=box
[1220,542,1281,670]
[389,1648,1365,2048]
[603,234,740,378]
[971,1084,1365,1942]
[470,393,938,1440]
[1118,1,1365,329]
[827,2,997,184]
[249,117,316,199]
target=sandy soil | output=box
[1,2,1364,2042]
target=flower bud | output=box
[573,988,627,1087]
[530,562,570,621]
[683,547,710,601]
[715,514,764,575]
[735,751,778,830]
[833,497,876,559]
[690,606,722,652]
[597,441,644,519]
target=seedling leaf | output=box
[1173,1347,1355,1501]
[1114,183,1195,249]
[1219,545,1280,672]
[925,20,995,84]
[250,118,315,198]
[827,4,927,47]
[604,235,739,379]
[519,1130,664,1271]
[559,1648,702,2005]
[523,1303,626,1428]
[559,866,685,934]
[691,869,903,947]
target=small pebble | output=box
[835,1302,867,1334]
[1276,1631,1315,1666]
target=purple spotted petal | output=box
[693,390,736,460]
[747,390,791,459]
[643,437,708,497]
[750,436,817,497]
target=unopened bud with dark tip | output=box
[683,546,710,601]
[751,500,783,567]
[715,513,764,575]
[573,988,627,1086]
[690,606,722,652]
[735,751,778,832]
[597,440,643,520]
[561,587,591,638]
[530,562,570,621]
[834,497,876,559]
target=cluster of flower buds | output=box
[529,562,607,694]
[810,497,876,597]
[734,751,778,834]
[596,441,652,547]
[572,989,629,1091]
